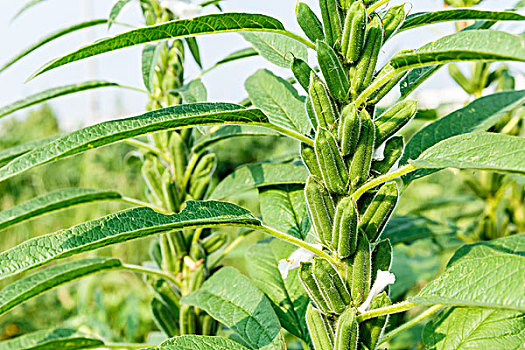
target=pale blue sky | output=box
[0,0,522,129]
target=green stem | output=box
[122,263,179,285]
[208,234,248,269]
[357,301,416,322]
[351,164,420,200]
[124,139,170,162]
[181,153,200,190]
[355,68,400,107]
[264,123,314,147]
[367,0,390,14]
[379,305,443,345]
[120,196,167,214]
[119,84,148,94]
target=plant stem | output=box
[272,30,316,50]
[208,234,248,269]
[264,123,314,146]
[357,301,416,322]
[379,305,443,345]
[124,138,170,162]
[119,84,148,94]
[367,0,390,14]
[355,68,400,107]
[351,164,420,200]
[122,263,179,285]
[120,196,168,214]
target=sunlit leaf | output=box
[242,32,308,68]
[0,328,104,350]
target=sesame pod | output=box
[382,4,406,42]
[200,314,218,336]
[332,197,359,258]
[296,2,325,43]
[152,131,170,152]
[189,242,206,261]
[306,96,319,130]
[306,304,335,350]
[315,128,349,194]
[350,233,371,305]
[319,0,344,48]
[371,136,404,175]
[341,1,367,63]
[374,101,417,146]
[292,57,316,92]
[189,153,216,198]
[306,176,336,246]
[339,103,361,156]
[202,233,227,254]
[371,239,393,284]
[359,292,391,350]
[349,110,375,189]
[162,169,181,213]
[309,76,338,131]
[180,304,197,335]
[169,132,188,182]
[350,16,384,96]
[151,298,179,337]
[302,143,323,178]
[334,307,358,350]
[366,64,407,105]
[359,182,399,242]
[190,176,211,200]
[189,263,206,291]
[142,157,165,207]
[313,258,352,314]
[317,40,350,102]
[300,262,332,314]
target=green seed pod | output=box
[292,57,316,92]
[169,132,188,183]
[306,176,336,246]
[348,110,376,189]
[200,314,218,336]
[302,143,323,178]
[332,197,359,258]
[142,156,165,207]
[371,239,393,284]
[296,2,325,43]
[151,298,179,337]
[189,242,206,261]
[339,103,361,156]
[350,16,384,96]
[359,182,399,242]
[189,153,216,199]
[317,40,350,102]
[382,4,406,42]
[367,64,407,105]
[334,307,358,350]
[300,262,332,314]
[162,169,181,213]
[350,233,371,305]
[315,128,349,194]
[152,131,170,152]
[189,262,206,291]
[319,0,344,48]
[202,233,227,254]
[306,96,319,130]
[374,100,417,146]
[180,304,197,335]
[313,258,352,314]
[341,1,367,63]
[306,304,335,350]
[371,136,404,175]
[359,292,391,350]
[160,234,178,273]
[309,75,338,131]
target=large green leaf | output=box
[246,239,310,341]
[30,13,293,79]
[146,335,251,350]
[172,79,208,103]
[423,307,525,350]
[402,91,525,183]
[0,328,104,350]
[0,81,121,119]
[411,133,525,176]
[241,32,308,68]
[0,201,261,279]
[0,19,108,74]
[0,137,56,167]
[210,163,308,199]
[382,216,456,245]
[0,188,122,231]
[0,103,270,183]
[0,258,122,316]
[181,267,285,350]
[399,9,525,32]
[246,69,311,135]
[412,234,525,311]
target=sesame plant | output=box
[0,1,524,350]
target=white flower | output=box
[161,0,201,19]
[278,244,323,279]
[357,270,396,313]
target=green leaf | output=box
[258,185,310,240]
[142,43,163,93]
[0,81,121,119]
[0,258,122,316]
[411,133,525,176]
[246,239,310,341]
[30,13,289,79]
[399,9,525,32]
[172,79,208,103]
[424,307,525,350]
[186,37,203,68]
[147,335,251,350]
[108,0,132,29]
[0,201,261,279]
[412,234,525,312]
[0,19,108,74]
[0,328,104,350]
[12,0,52,21]
[0,137,56,167]
[210,163,308,200]
[382,216,456,245]
[0,103,270,183]
[245,69,311,135]
[0,188,122,231]
[402,91,525,183]
[399,65,443,100]
[241,32,308,68]
[181,267,285,350]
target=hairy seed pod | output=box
[306,96,319,130]
[315,128,349,194]
[319,0,344,48]
[189,154,216,199]
[151,298,179,337]
[296,2,325,43]
[200,314,218,336]
[341,1,367,63]
[152,131,170,152]
[350,233,371,305]
[371,136,404,175]
[309,75,338,131]
[339,103,361,156]
[317,40,350,102]
[300,262,332,313]
[306,176,336,245]
[367,64,407,105]
[189,262,206,291]
[349,110,376,189]
[371,239,393,284]
[350,16,384,96]
[180,304,197,335]
[382,4,406,42]
[169,132,188,183]
[306,304,335,350]
[162,169,181,213]
[142,156,165,207]
[293,57,316,92]
[359,292,391,350]
[374,100,417,146]
[359,182,399,242]
[313,258,352,314]
[189,242,206,261]
[302,143,323,178]
[334,307,358,350]
[202,233,227,254]
[332,197,359,258]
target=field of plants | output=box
[0,0,524,349]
